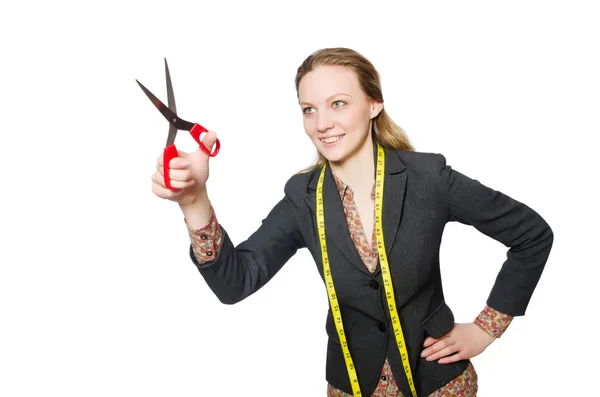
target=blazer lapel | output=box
[304,164,371,276]
[303,146,408,276]
[381,148,407,260]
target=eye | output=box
[302,106,315,114]
[333,100,346,108]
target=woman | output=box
[151,48,553,397]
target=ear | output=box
[370,101,384,119]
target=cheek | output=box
[303,117,317,137]
[340,110,368,133]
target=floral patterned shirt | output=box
[185,175,513,397]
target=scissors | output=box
[136,58,220,191]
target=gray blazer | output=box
[189,145,553,396]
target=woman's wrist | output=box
[473,305,514,339]
[180,188,212,229]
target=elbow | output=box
[545,225,554,260]
[210,282,251,305]
[531,207,554,251]
[216,292,245,305]
[546,224,554,248]
[198,269,249,305]
[531,217,554,266]
[541,218,554,252]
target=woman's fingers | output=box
[151,170,165,187]
[162,164,195,190]
[438,353,463,365]
[167,168,194,182]
[201,130,218,151]
[421,324,495,364]
[423,336,438,348]
[152,170,195,193]
[421,336,455,360]
[424,341,459,362]
[168,156,190,169]
[152,131,217,202]
[155,152,195,188]
[167,178,195,190]
[151,176,183,199]
[156,153,190,171]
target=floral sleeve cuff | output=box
[184,205,223,265]
[473,305,514,338]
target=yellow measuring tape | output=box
[317,143,417,397]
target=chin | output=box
[320,149,350,164]
[327,148,368,167]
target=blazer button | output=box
[377,322,387,332]
[368,280,380,290]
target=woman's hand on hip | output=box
[420,323,495,364]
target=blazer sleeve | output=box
[189,194,306,304]
[436,154,554,316]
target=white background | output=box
[1,1,598,396]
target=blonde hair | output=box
[295,47,414,172]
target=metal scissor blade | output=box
[164,58,178,147]
[136,79,194,133]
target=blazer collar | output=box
[303,144,408,276]
[307,143,406,192]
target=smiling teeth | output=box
[322,136,342,143]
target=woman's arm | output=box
[421,304,515,363]
[185,204,223,265]
[437,153,554,316]
[184,194,306,305]
[473,305,513,338]
[151,131,305,304]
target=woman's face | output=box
[298,65,382,164]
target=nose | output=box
[316,110,334,133]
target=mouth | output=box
[320,134,345,145]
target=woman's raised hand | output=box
[151,130,219,207]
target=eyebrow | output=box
[300,92,352,106]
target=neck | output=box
[329,136,375,191]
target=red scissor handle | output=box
[190,123,220,158]
[163,145,179,191]
[163,123,221,191]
